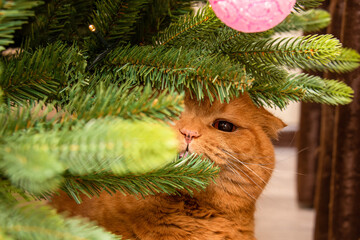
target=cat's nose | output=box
[179,128,201,144]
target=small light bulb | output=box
[89,25,96,32]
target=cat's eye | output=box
[212,120,237,132]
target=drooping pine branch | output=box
[62,154,219,203]
[275,9,331,33]
[249,73,354,109]
[239,62,288,85]
[228,35,342,71]
[249,80,305,109]
[0,101,61,137]
[0,179,34,204]
[295,0,326,11]
[0,0,42,51]
[0,201,120,240]
[27,0,95,47]
[207,27,273,54]
[311,48,360,73]
[89,0,149,45]
[0,118,178,195]
[67,81,184,121]
[154,4,222,47]
[288,73,354,105]
[134,0,194,44]
[0,42,86,104]
[104,45,251,102]
[0,87,3,105]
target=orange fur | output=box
[51,94,285,240]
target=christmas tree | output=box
[0,0,358,239]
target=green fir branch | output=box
[207,27,273,54]
[310,48,360,73]
[0,201,120,240]
[0,86,3,105]
[67,81,184,121]
[0,42,86,104]
[0,0,43,51]
[0,136,66,194]
[295,0,325,11]
[0,101,62,137]
[105,45,251,102]
[0,179,34,204]
[154,4,222,47]
[134,0,194,44]
[249,72,353,109]
[229,35,342,71]
[288,73,354,105]
[0,118,178,195]
[62,154,219,203]
[249,81,304,109]
[25,0,96,47]
[275,9,330,33]
[243,62,288,85]
[90,0,149,45]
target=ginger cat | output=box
[51,93,285,240]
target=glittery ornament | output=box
[209,0,296,33]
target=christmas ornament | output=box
[209,0,296,33]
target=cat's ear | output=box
[258,109,287,140]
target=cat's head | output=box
[175,93,285,202]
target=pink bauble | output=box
[209,0,296,33]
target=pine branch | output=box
[89,0,149,45]
[0,0,43,51]
[104,45,251,102]
[67,81,184,121]
[0,118,178,195]
[0,135,66,194]
[295,0,325,11]
[154,4,222,47]
[0,82,183,138]
[274,9,331,33]
[249,80,305,109]
[249,73,354,109]
[240,62,288,85]
[193,27,273,55]
[228,35,342,71]
[0,87,3,105]
[23,0,95,48]
[0,42,86,104]
[134,0,194,44]
[310,48,360,73]
[0,179,34,203]
[0,101,61,137]
[62,154,219,203]
[0,201,120,240]
[288,73,354,105]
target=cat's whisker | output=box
[224,150,273,164]
[221,164,258,201]
[233,153,308,178]
[233,179,257,202]
[227,157,275,176]
[222,156,264,192]
[215,146,274,165]
[222,150,269,185]
[227,157,306,177]
[201,150,258,195]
